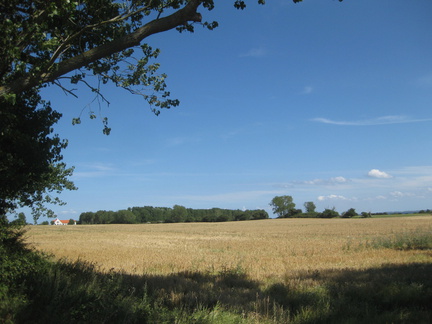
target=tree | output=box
[113,209,137,224]
[9,212,27,226]
[341,208,357,218]
[1,0,343,220]
[288,208,303,217]
[251,209,269,220]
[171,205,188,223]
[361,211,371,218]
[269,195,296,218]
[318,208,339,219]
[0,90,76,220]
[304,201,316,213]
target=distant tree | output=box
[79,212,95,224]
[171,205,188,223]
[270,195,296,218]
[361,211,371,218]
[41,221,49,225]
[341,208,357,218]
[318,208,339,218]
[10,212,27,225]
[113,210,136,224]
[251,209,269,220]
[304,201,316,213]
[233,210,247,221]
[288,208,303,217]
[68,218,76,225]
[216,214,229,222]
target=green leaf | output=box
[72,118,81,125]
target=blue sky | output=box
[24,0,432,221]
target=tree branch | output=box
[0,0,203,98]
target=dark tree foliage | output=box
[0,90,76,220]
[79,206,269,224]
[318,208,340,219]
[341,208,358,218]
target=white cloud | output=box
[368,169,392,179]
[59,209,78,215]
[390,191,414,198]
[312,115,432,126]
[299,176,349,186]
[317,194,349,201]
[332,176,348,183]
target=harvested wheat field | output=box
[27,216,432,281]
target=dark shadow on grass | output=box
[268,262,432,323]
[11,256,432,323]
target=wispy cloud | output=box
[73,162,116,178]
[317,194,353,201]
[312,115,432,126]
[390,191,415,198]
[59,209,78,215]
[299,176,349,186]
[367,169,392,179]
[239,47,268,58]
[275,176,350,188]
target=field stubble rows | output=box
[27,216,432,281]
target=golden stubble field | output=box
[26,216,432,282]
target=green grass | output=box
[366,227,432,251]
[2,223,432,323]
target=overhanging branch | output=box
[0,0,203,98]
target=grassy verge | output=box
[2,223,432,323]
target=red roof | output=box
[55,219,72,224]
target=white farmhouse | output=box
[53,218,76,225]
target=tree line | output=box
[79,205,269,224]
[270,195,372,219]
